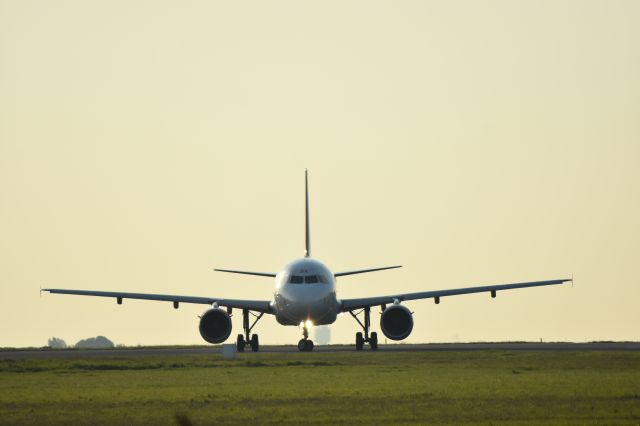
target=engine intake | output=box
[380,304,413,341]
[199,308,232,344]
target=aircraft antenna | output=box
[305,169,311,258]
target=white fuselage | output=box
[272,258,340,326]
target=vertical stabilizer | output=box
[305,169,311,257]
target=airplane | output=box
[44,170,571,352]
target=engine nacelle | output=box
[199,308,232,344]
[380,304,413,341]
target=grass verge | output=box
[1,350,639,425]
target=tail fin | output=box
[305,169,311,258]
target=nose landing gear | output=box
[349,306,378,350]
[297,322,314,351]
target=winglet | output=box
[304,169,311,258]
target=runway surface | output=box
[2,342,639,359]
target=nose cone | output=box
[278,284,335,323]
[282,283,331,303]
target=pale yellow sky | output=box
[1,1,638,347]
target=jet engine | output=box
[380,304,413,341]
[198,308,232,344]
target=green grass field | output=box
[1,350,639,425]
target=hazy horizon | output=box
[1,1,638,347]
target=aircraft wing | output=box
[340,278,571,312]
[43,288,273,313]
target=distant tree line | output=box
[47,336,114,349]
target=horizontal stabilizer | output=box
[214,269,276,278]
[335,265,402,277]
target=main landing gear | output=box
[236,309,264,352]
[297,322,314,352]
[349,306,378,350]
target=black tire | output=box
[304,340,314,351]
[298,339,307,352]
[370,332,378,350]
[236,334,245,352]
[251,334,259,352]
[355,332,364,350]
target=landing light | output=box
[305,319,313,329]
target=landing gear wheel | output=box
[250,334,259,352]
[239,309,264,353]
[350,307,375,351]
[298,339,307,352]
[355,332,364,350]
[236,334,245,352]
[370,332,378,350]
[304,340,314,351]
[297,339,314,351]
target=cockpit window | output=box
[289,274,330,284]
[304,275,319,284]
[289,275,304,284]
